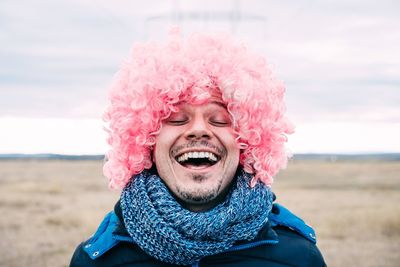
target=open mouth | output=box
[175,151,221,169]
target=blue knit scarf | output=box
[120,169,273,266]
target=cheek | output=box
[153,142,168,163]
[228,149,240,167]
[221,131,240,152]
[226,140,240,165]
[153,142,172,178]
[154,128,177,160]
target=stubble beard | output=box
[176,174,223,204]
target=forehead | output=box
[177,89,227,110]
[174,101,228,113]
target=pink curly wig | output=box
[103,30,294,189]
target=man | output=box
[70,30,326,266]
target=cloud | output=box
[0,0,399,153]
[288,121,400,153]
[0,117,108,154]
[1,117,399,154]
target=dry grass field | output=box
[0,159,399,267]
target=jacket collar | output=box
[113,201,130,237]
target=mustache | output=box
[171,140,226,157]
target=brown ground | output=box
[0,159,399,267]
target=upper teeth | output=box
[176,151,218,162]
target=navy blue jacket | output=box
[70,202,326,267]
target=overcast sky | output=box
[1,0,399,154]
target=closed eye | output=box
[210,120,230,127]
[166,112,189,125]
[166,119,188,125]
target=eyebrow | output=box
[173,100,227,109]
[210,101,227,109]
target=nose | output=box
[185,116,212,140]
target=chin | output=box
[177,186,219,204]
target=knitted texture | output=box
[120,169,273,265]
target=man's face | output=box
[154,101,240,211]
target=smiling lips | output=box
[175,151,221,170]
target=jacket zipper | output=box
[227,239,279,252]
[190,239,278,266]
